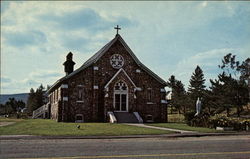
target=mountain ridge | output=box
[0,93,29,104]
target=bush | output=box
[190,112,210,127]
[184,111,211,127]
[208,114,250,130]
[184,111,196,125]
[184,111,250,131]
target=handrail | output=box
[133,112,143,123]
[32,104,49,118]
[107,111,117,123]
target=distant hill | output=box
[0,93,29,104]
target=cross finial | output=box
[114,25,121,35]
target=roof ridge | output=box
[83,35,118,65]
[48,34,167,93]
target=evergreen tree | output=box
[219,53,240,77]
[16,100,26,111]
[27,84,46,114]
[36,84,45,109]
[166,75,176,89]
[210,73,235,116]
[27,88,37,114]
[4,98,25,114]
[238,58,250,101]
[211,53,249,116]
[0,104,6,115]
[167,75,187,113]
[188,65,206,108]
[174,80,187,113]
[5,98,17,114]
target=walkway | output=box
[0,122,15,127]
[125,123,197,133]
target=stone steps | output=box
[114,112,139,123]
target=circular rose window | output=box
[110,54,124,69]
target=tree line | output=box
[167,53,249,117]
[0,84,48,116]
[0,98,26,115]
[26,84,49,114]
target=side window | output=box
[147,88,152,102]
[55,89,58,101]
[146,114,153,122]
[53,92,55,103]
[77,86,84,101]
[75,114,84,123]
[49,94,51,103]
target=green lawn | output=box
[0,118,172,136]
[148,123,222,133]
[0,118,24,122]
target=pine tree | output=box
[210,73,234,116]
[238,58,250,101]
[173,80,187,113]
[35,84,45,110]
[5,98,17,113]
[211,54,249,117]
[188,65,206,103]
[167,75,187,113]
[27,88,37,114]
[27,85,46,115]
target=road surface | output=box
[1,135,249,159]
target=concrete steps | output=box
[114,112,139,123]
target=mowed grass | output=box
[0,118,172,136]
[148,123,222,133]
[0,118,24,122]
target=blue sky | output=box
[1,1,250,94]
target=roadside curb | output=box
[1,132,249,140]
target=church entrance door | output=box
[114,81,128,112]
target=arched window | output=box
[114,81,128,112]
[114,81,127,91]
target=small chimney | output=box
[63,52,75,75]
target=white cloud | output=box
[172,48,248,89]
[1,70,64,94]
[1,1,249,94]
[200,1,208,8]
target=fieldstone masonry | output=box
[48,34,168,123]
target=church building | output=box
[47,27,168,123]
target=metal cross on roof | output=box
[114,25,121,34]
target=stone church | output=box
[47,28,168,123]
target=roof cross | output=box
[114,25,121,35]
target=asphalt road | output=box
[1,135,250,159]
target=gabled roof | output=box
[104,68,137,89]
[48,34,167,93]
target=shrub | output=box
[184,111,211,127]
[208,114,250,130]
[184,111,250,131]
[184,111,196,125]
[190,112,210,127]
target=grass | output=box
[0,118,172,136]
[0,118,24,122]
[148,123,222,133]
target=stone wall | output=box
[49,39,167,122]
